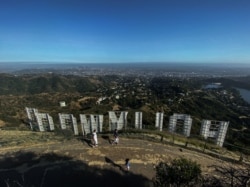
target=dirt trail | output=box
[0,133,232,179]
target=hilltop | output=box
[0,130,246,186]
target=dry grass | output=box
[0,129,247,181]
[0,130,66,153]
[0,120,5,127]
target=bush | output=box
[153,158,201,187]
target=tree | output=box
[210,165,250,187]
[153,158,201,187]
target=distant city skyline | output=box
[1,0,250,64]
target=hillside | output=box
[0,130,247,187]
[0,74,250,154]
[0,73,97,95]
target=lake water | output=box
[236,88,250,104]
[203,84,250,104]
[203,84,221,89]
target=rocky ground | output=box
[0,130,245,187]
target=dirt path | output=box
[0,133,230,180]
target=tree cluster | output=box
[153,158,250,187]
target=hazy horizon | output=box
[1,61,250,75]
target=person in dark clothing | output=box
[112,129,119,145]
[125,158,130,171]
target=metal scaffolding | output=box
[58,113,78,135]
[25,107,38,130]
[80,114,103,135]
[135,112,143,129]
[35,113,54,131]
[155,112,164,131]
[25,107,54,132]
[109,111,128,131]
[200,120,229,147]
[169,113,192,137]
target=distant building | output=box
[59,101,66,107]
[96,97,107,104]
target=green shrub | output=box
[153,158,201,187]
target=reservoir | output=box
[236,88,250,104]
[203,83,222,89]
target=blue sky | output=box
[0,0,250,64]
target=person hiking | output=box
[112,129,119,145]
[92,129,98,147]
[125,158,130,171]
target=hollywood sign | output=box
[25,107,229,147]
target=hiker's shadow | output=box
[105,157,126,172]
[82,138,93,148]
[102,135,112,144]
